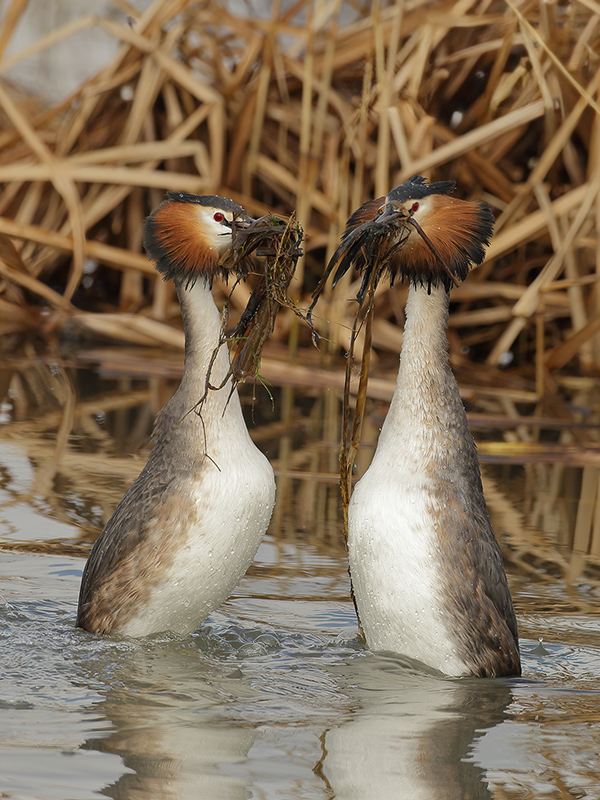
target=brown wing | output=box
[76,453,202,633]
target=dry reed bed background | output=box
[1,0,600,561]
[0,1,599,417]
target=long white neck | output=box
[152,278,247,458]
[373,283,480,489]
[177,279,235,415]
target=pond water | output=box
[1,348,600,800]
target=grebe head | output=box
[313,176,495,308]
[143,192,256,287]
[381,177,495,289]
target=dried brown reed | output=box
[0,1,599,425]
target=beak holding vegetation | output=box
[143,191,258,286]
[307,196,410,318]
[309,175,495,318]
[180,212,304,414]
[143,192,303,412]
[227,214,304,385]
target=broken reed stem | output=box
[340,275,377,539]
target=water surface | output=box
[1,351,600,799]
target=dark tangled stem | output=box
[189,215,305,420]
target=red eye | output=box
[411,202,419,213]
[213,212,225,223]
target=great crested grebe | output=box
[327,177,521,677]
[77,193,276,636]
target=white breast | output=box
[348,465,467,675]
[121,438,275,637]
